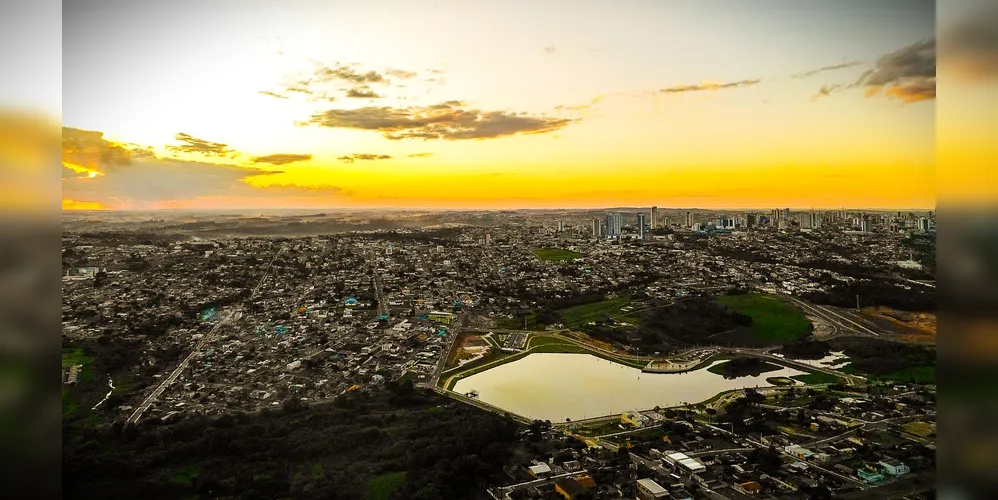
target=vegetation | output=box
[63,383,521,500]
[765,377,796,386]
[715,293,812,342]
[531,247,582,261]
[364,472,406,500]
[559,295,635,326]
[62,387,78,419]
[585,297,753,352]
[169,465,200,486]
[831,339,936,384]
[707,357,783,378]
[62,346,94,382]
[791,372,842,385]
[775,339,832,360]
[803,278,935,312]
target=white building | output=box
[637,478,669,499]
[879,459,910,476]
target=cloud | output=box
[659,79,761,93]
[407,152,433,158]
[261,62,422,101]
[811,84,844,101]
[250,153,313,165]
[856,38,935,102]
[337,154,392,163]
[62,127,158,176]
[258,90,289,99]
[940,5,998,81]
[813,39,936,103]
[315,64,386,85]
[790,61,864,79]
[304,101,575,140]
[346,87,382,99]
[166,133,239,157]
[386,69,418,79]
[543,45,557,54]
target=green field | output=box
[560,296,635,326]
[365,472,406,500]
[62,346,94,382]
[715,293,812,342]
[842,363,936,384]
[170,465,200,486]
[532,248,582,261]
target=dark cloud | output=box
[543,45,557,54]
[407,152,433,158]
[659,79,761,93]
[813,39,936,103]
[790,61,864,79]
[858,38,935,99]
[61,127,159,172]
[250,154,313,165]
[337,154,392,163]
[305,101,575,141]
[61,128,314,208]
[166,133,238,157]
[345,87,382,99]
[940,5,998,81]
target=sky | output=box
[59,0,963,210]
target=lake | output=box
[452,353,806,422]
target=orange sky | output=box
[54,0,997,211]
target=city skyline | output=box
[61,0,952,211]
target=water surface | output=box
[453,353,805,421]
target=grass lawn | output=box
[841,363,936,384]
[169,465,200,486]
[365,472,406,500]
[791,372,843,385]
[62,346,94,382]
[715,293,811,342]
[903,421,934,438]
[532,248,582,261]
[62,387,78,419]
[559,296,633,326]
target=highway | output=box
[126,245,285,425]
[781,294,882,338]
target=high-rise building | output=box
[592,218,602,238]
[557,221,564,232]
[747,214,757,228]
[771,209,781,222]
[685,210,693,228]
[783,208,791,219]
[650,206,658,229]
[860,219,872,232]
[637,213,647,239]
[917,217,932,232]
[605,212,622,237]
[484,232,491,247]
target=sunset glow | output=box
[58,0,972,211]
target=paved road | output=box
[782,294,882,338]
[494,469,590,499]
[126,246,285,425]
